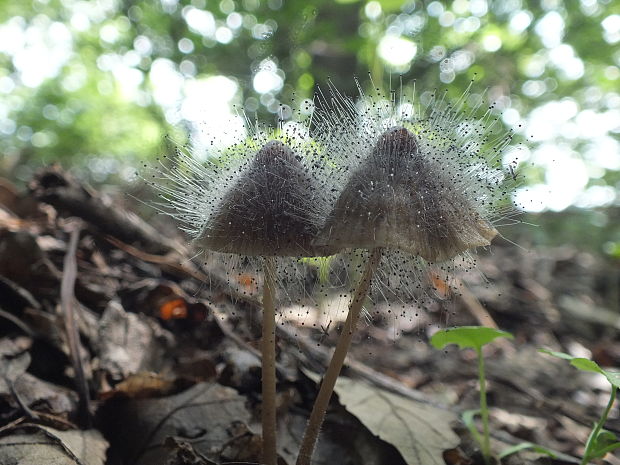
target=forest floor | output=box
[0,165,619,465]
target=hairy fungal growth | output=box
[204,140,329,256]
[144,113,334,465]
[310,79,520,306]
[296,79,522,465]
[149,124,333,258]
[315,126,497,262]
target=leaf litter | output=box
[0,166,617,464]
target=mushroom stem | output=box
[296,248,383,465]
[262,257,278,465]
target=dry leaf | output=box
[0,426,108,465]
[0,338,76,417]
[102,382,253,465]
[99,371,178,399]
[96,300,174,382]
[0,340,30,388]
[333,376,460,465]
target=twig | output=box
[8,381,37,421]
[0,307,34,336]
[455,278,499,329]
[104,235,260,307]
[0,417,25,436]
[0,275,42,311]
[279,323,446,408]
[60,225,91,428]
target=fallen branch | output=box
[30,165,179,255]
[60,224,91,428]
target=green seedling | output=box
[497,442,557,461]
[540,349,620,465]
[432,327,556,463]
[299,255,333,284]
[432,326,513,464]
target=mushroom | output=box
[147,125,335,465]
[297,81,516,465]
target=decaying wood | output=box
[29,165,180,255]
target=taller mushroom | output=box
[296,81,517,465]
[315,125,497,262]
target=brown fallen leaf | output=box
[0,425,108,465]
[0,338,77,419]
[100,382,254,465]
[12,373,77,415]
[95,300,174,383]
[99,371,178,400]
[330,375,460,465]
[444,447,473,465]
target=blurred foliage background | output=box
[0,0,619,255]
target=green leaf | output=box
[538,349,574,361]
[594,429,617,447]
[539,349,620,388]
[298,256,333,283]
[498,442,557,459]
[604,241,620,259]
[430,327,514,352]
[461,409,483,447]
[589,429,620,459]
[377,0,406,11]
[588,441,620,460]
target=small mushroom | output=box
[146,128,333,465]
[200,140,334,257]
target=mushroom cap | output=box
[199,140,333,257]
[313,126,497,262]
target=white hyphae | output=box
[146,117,336,258]
[296,79,523,465]
[310,79,521,306]
[143,110,343,300]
